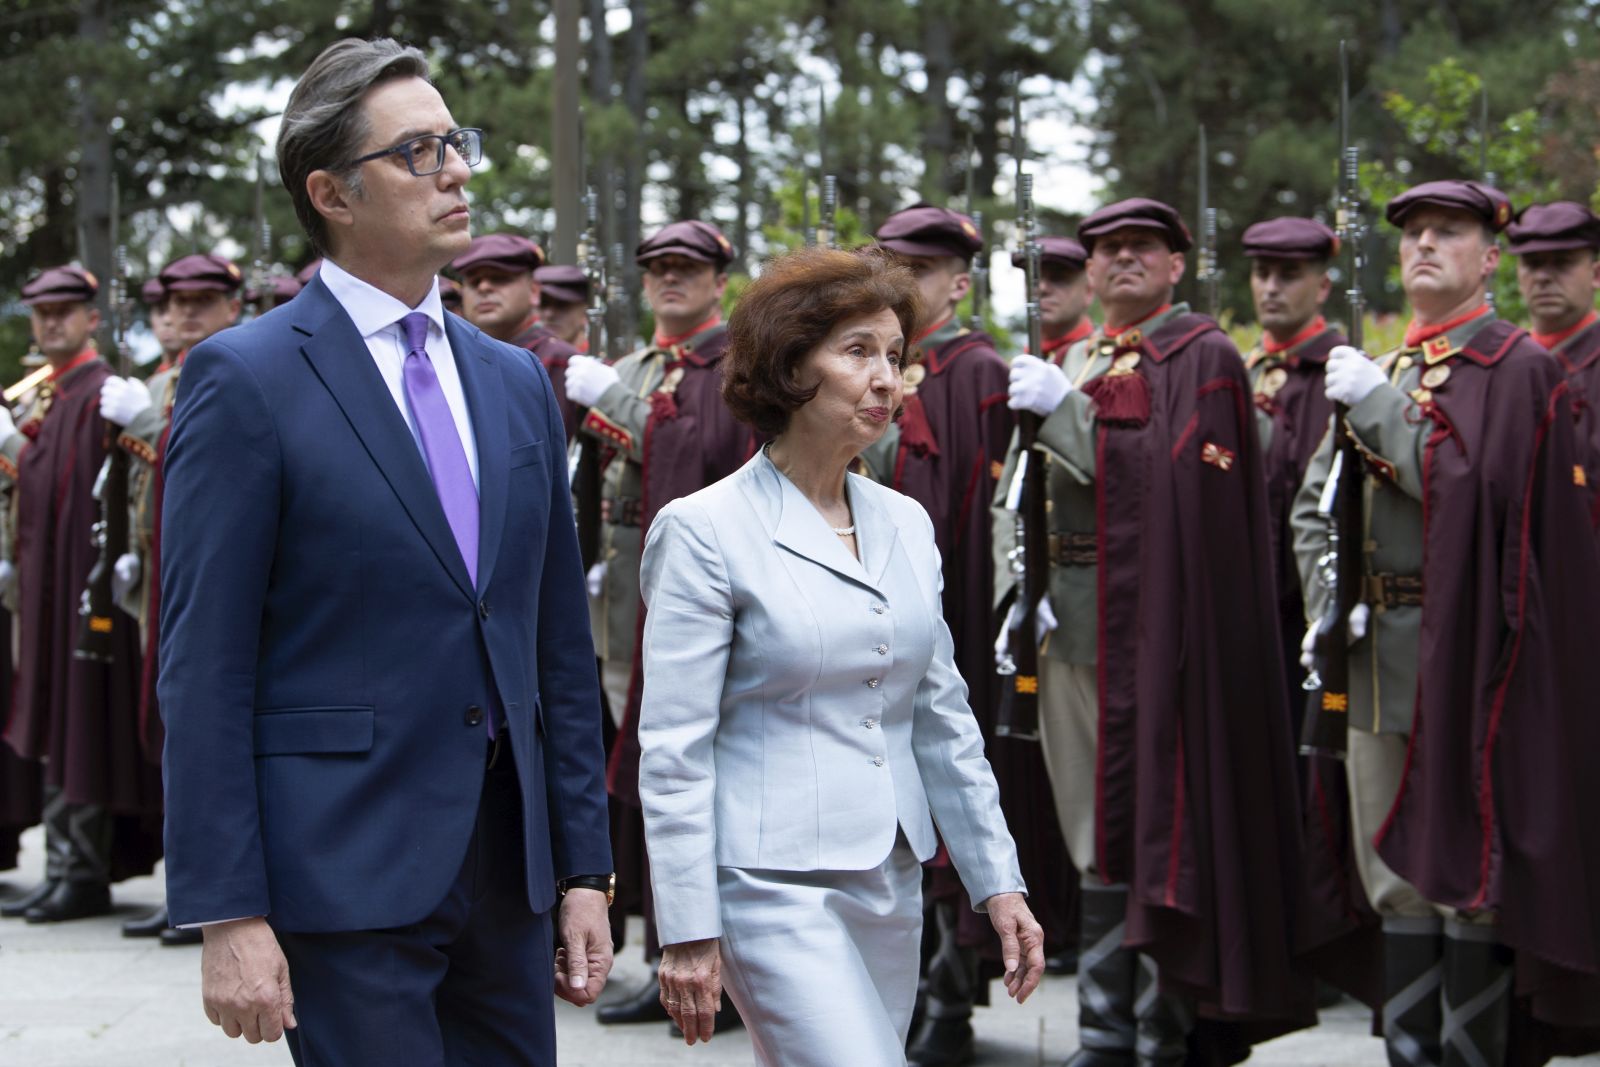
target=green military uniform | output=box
[1290,311,1494,921]
[113,361,179,626]
[991,304,1188,871]
[579,322,724,721]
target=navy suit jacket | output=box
[159,275,611,932]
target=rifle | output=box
[818,175,837,250]
[994,92,1045,742]
[76,173,133,662]
[248,156,272,315]
[966,132,987,330]
[1196,124,1221,318]
[1300,40,1366,760]
[572,186,606,571]
[1479,84,1497,309]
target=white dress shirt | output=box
[319,258,480,489]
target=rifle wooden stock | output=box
[76,438,128,663]
[996,417,1047,741]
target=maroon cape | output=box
[511,320,581,442]
[1372,321,1600,1052]
[1091,313,1316,1048]
[894,325,1077,960]
[1551,318,1600,531]
[0,607,42,869]
[4,357,161,880]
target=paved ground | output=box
[1,828,1594,1066]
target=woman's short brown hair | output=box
[723,247,921,435]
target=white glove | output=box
[1324,345,1386,407]
[1007,353,1073,417]
[112,553,141,602]
[564,355,620,408]
[99,376,152,428]
[92,457,109,501]
[0,561,14,590]
[585,561,606,599]
[1299,603,1372,670]
[993,594,1060,667]
[0,404,15,440]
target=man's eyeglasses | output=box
[351,128,484,177]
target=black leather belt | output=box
[1048,532,1097,567]
[1365,573,1423,608]
[601,496,643,527]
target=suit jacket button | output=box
[874,644,888,655]
[478,600,490,620]
[465,705,484,726]
[871,604,886,614]
[871,756,885,767]
[865,678,879,689]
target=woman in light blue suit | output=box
[638,247,1044,1065]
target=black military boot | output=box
[597,964,672,1025]
[1133,954,1194,1066]
[1440,918,1511,1067]
[1066,879,1136,1066]
[1,878,59,918]
[906,896,977,1067]
[24,879,111,923]
[1381,916,1444,1067]
[122,905,169,938]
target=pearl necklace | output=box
[766,443,855,536]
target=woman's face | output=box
[788,306,906,448]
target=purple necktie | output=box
[399,313,479,587]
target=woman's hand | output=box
[659,937,724,1045]
[984,892,1046,1003]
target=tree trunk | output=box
[620,0,648,350]
[733,86,752,271]
[74,0,114,342]
[922,0,954,202]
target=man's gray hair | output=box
[277,38,431,257]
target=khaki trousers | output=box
[1346,728,1488,923]
[1038,656,1100,877]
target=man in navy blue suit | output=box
[158,38,613,1064]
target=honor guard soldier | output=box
[1508,201,1600,510]
[860,204,1051,1067]
[451,233,581,439]
[1240,218,1345,725]
[1016,235,1096,358]
[141,278,186,370]
[534,264,591,349]
[100,253,244,943]
[0,266,163,924]
[438,275,463,315]
[1006,198,1316,1063]
[563,219,757,1030]
[1293,180,1600,1063]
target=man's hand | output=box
[585,561,606,599]
[564,355,620,408]
[1299,604,1372,670]
[993,595,1059,668]
[1324,345,1386,407]
[1007,353,1073,417]
[99,375,153,428]
[554,888,613,1007]
[200,917,296,1044]
[984,892,1045,1004]
[659,938,722,1046]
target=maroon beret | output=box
[295,258,323,286]
[636,220,734,268]
[1010,235,1088,271]
[1242,217,1339,260]
[140,278,167,306]
[245,274,303,308]
[1506,201,1600,256]
[535,265,589,305]
[160,253,244,294]
[21,265,98,306]
[450,233,545,276]
[1078,198,1193,253]
[439,277,463,310]
[1384,180,1512,232]
[875,205,983,261]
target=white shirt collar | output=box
[318,258,446,341]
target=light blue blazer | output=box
[638,449,1025,947]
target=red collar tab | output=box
[1043,317,1094,356]
[1403,304,1491,349]
[513,311,541,338]
[1263,316,1328,356]
[50,349,99,380]
[1104,304,1170,339]
[654,313,722,350]
[913,315,954,347]
[1533,310,1598,353]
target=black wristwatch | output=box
[559,873,616,907]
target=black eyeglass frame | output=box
[350,127,484,177]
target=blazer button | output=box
[871,604,886,614]
[865,678,880,689]
[871,756,885,767]
[478,600,491,620]
[874,644,888,655]
[465,705,485,726]
[861,718,878,729]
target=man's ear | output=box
[307,170,356,233]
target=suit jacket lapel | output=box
[448,314,508,594]
[293,278,475,600]
[760,454,885,596]
[849,473,900,589]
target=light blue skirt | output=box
[716,836,924,1067]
